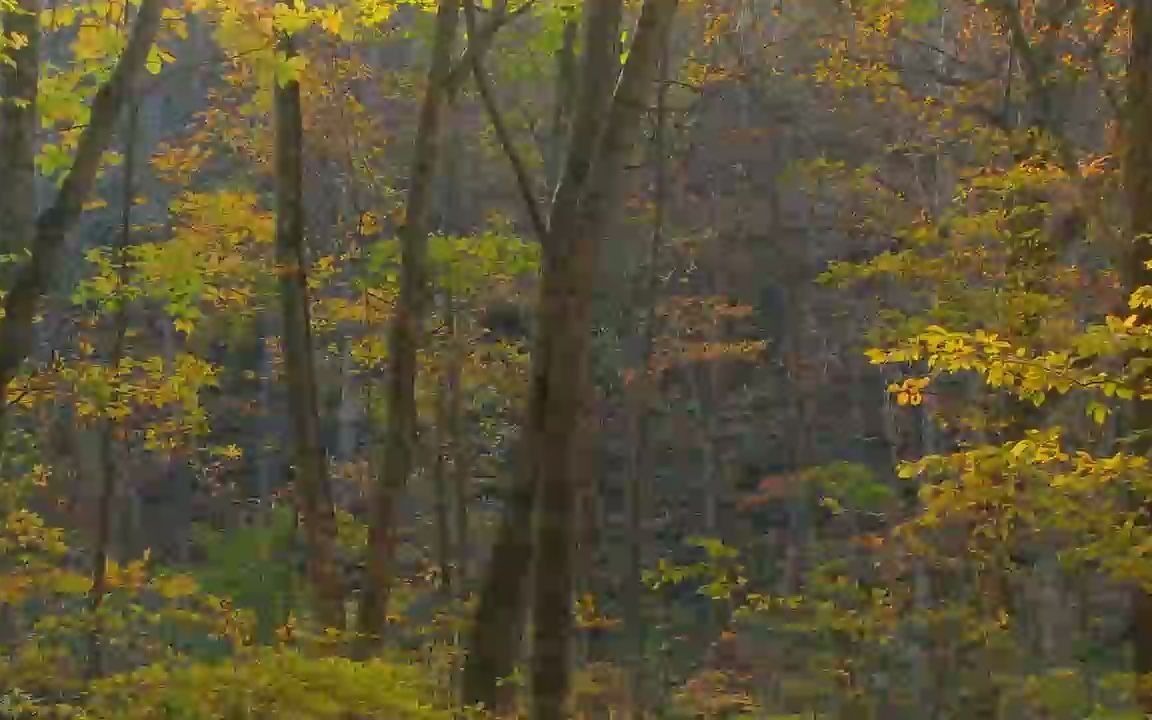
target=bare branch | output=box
[444,0,536,92]
[463,0,547,241]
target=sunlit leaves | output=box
[150,142,213,182]
[83,648,454,719]
[355,0,397,27]
[272,0,310,35]
[75,190,273,332]
[273,49,309,85]
[866,320,1152,420]
[145,45,175,74]
[14,353,221,449]
[888,376,929,406]
[365,230,539,299]
[0,504,255,701]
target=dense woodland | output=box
[6,0,1152,717]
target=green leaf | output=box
[274,53,309,86]
[905,0,940,24]
[146,45,164,74]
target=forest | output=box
[3,0,1152,717]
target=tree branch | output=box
[462,0,547,241]
[444,0,535,93]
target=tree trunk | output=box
[459,3,678,714]
[85,103,137,679]
[1126,1,1152,712]
[0,0,39,266]
[433,315,454,592]
[359,0,460,650]
[623,40,671,718]
[0,0,39,461]
[0,0,163,435]
[460,437,535,714]
[459,3,601,710]
[446,299,470,590]
[273,6,346,630]
[529,3,678,718]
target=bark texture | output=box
[460,3,678,715]
[528,3,679,718]
[0,0,39,265]
[273,8,346,630]
[359,0,460,649]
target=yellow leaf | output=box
[152,573,199,599]
[49,571,93,596]
[320,7,343,35]
[359,211,380,235]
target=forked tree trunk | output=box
[460,2,624,712]
[459,3,678,715]
[528,3,678,718]
[273,6,346,630]
[359,0,460,650]
[0,0,163,439]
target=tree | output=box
[273,0,346,631]
[0,0,39,266]
[359,0,461,650]
[459,2,679,714]
[0,0,164,440]
[1126,0,1152,710]
[523,2,679,717]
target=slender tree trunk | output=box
[0,0,39,461]
[85,103,137,679]
[444,297,470,589]
[255,327,278,526]
[529,4,678,718]
[359,0,460,650]
[273,6,346,630]
[986,0,1077,172]
[0,0,39,265]
[0,0,163,435]
[433,313,454,592]
[336,346,360,464]
[1126,1,1152,712]
[624,38,671,718]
